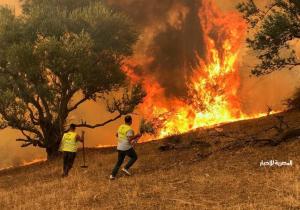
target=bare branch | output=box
[0,110,44,140]
[38,95,52,121]
[16,137,45,148]
[74,114,122,129]
[27,105,39,125]
[21,129,32,140]
[67,95,89,113]
[258,2,278,21]
[16,138,33,147]
[4,69,47,122]
[0,121,8,129]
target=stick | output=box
[80,131,88,168]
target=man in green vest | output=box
[60,124,85,177]
[110,115,141,180]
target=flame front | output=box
[123,0,268,138]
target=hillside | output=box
[0,111,299,210]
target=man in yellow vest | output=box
[60,124,85,177]
[110,115,141,180]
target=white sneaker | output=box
[121,168,131,176]
[109,175,115,180]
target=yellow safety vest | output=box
[60,131,78,152]
[117,124,133,143]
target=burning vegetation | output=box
[122,0,273,138]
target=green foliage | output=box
[237,0,300,76]
[0,0,142,156]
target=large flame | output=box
[123,0,270,138]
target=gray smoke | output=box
[105,0,205,98]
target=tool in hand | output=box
[80,131,88,168]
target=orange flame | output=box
[123,0,272,138]
[21,158,46,166]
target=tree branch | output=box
[16,138,33,147]
[4,69,47,122]
[0,110,44,140]
[285,62,300,67]
[16,134,45,148]
[74,114,122,129]
[67,95,89,113]
[258,2,278,21]
[27,105,39,125]
[38,95,52,121]
[21,129,32,140]
[16,138,45,148]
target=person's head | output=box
[69,124,76,131]
[124,115,132,125]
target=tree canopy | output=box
[0,0,145,158]
[237,0,300,76]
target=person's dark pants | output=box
[111,148,137,177]
[63,151,76,176]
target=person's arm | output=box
[127,130,142,144]
[76,131,85,143]
[132,133,142,141]
[127,130,134,143]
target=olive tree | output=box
[0,0,145,158]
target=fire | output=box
[123,0,270,138]
[0,158,46,171]
[21,158,46,166]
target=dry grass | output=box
[0,111,300,210]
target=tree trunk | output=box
[44,126,63,160]
[46,143,61,160]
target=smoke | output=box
[105,0,300,113]
[106,0,207,98]
[0,129,45,169]
[238,48,300,114]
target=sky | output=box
[0,0,299,168]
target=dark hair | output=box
[125,115,132,124]
[69,124,76,130]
